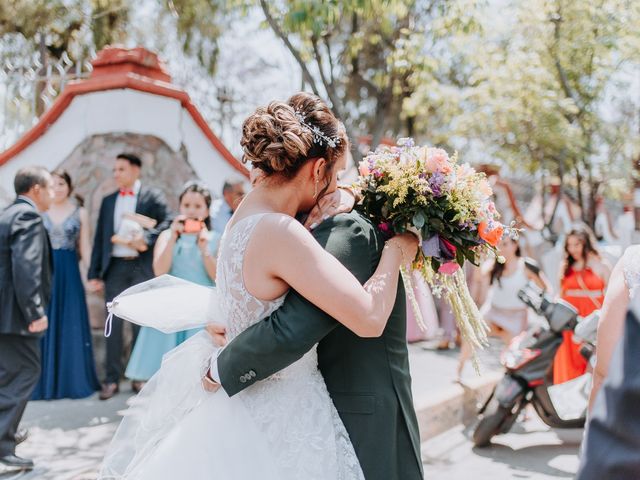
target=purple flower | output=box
[459,220,477,231]
[421,235,440,257]
[428,172,446,197]
[422,234,457,262]
[397,137,415,148]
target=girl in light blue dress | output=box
[126,182,220,382]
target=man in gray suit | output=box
[0,167,54,472]
[207,211,423,480]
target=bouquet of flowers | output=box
[356,138,515,356]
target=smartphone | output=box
[183,219,203,234]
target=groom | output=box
[207,210,423,480]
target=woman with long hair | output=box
[125,181,220,384]
[554,226,611,384]
[32,169,100,400]
[458,236,550,377]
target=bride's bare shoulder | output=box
[255,213,315,245]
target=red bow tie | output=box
[119,189,135,197]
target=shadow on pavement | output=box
[462,420,581,478]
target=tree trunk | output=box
[369,94,390,148]
[35,34,47,117]
[406,115,415,138]
[575,165,585,223]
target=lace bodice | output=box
[623,245,640,297]
[214,212,363,480]
[215,214,287,341]
[44,208,80,250]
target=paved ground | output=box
[0,339,581,479]
[422,411,581,479]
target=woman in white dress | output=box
[99,92,418,480]
[458,237,550,377]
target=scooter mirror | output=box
[517,282,546,314]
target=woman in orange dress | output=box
[556,227,611,384]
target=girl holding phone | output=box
[125,182,220,383]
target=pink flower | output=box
[455,164,475,180]
[421,147,452,175]
[479,179,493,197]
[378,222,391,234]
[438,262,460,275]
[358,160,371,176]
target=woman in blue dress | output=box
[32,170,100,400]
[125,181,220,384]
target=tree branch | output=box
[322,34,336,88]
[258,0,320,96]
[311,34,343,118]
[549,11,584,118]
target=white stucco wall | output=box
[0,88,245,206]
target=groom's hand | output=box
[206,323,227,347]
[202,368,221,393]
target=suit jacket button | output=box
[239,376,247,383]
[249,370,256,378]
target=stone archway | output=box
[57,132,199,234]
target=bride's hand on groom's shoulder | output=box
[206,322,227,347]
[304,186,356,230]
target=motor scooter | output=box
[472,282,598,447]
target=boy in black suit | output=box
[88,153,169,400]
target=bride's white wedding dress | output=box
[99,213,364,480]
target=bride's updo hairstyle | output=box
[241,93,347,192]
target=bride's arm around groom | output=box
[213,211,424,480]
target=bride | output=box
[99,92,418,479]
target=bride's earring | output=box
[313,179,320,199]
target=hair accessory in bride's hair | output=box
[294,110,341,148]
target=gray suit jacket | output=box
[217,212,423,480]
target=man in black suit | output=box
[88,153,170,400]
[0,167,53,472]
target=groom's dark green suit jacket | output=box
[217,211,423,480]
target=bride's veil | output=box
[98,276,225,479]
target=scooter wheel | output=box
[473,397,514,448]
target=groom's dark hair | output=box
[116,153,142,168]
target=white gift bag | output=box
[105,274,223,335]
[547,372,591,421]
